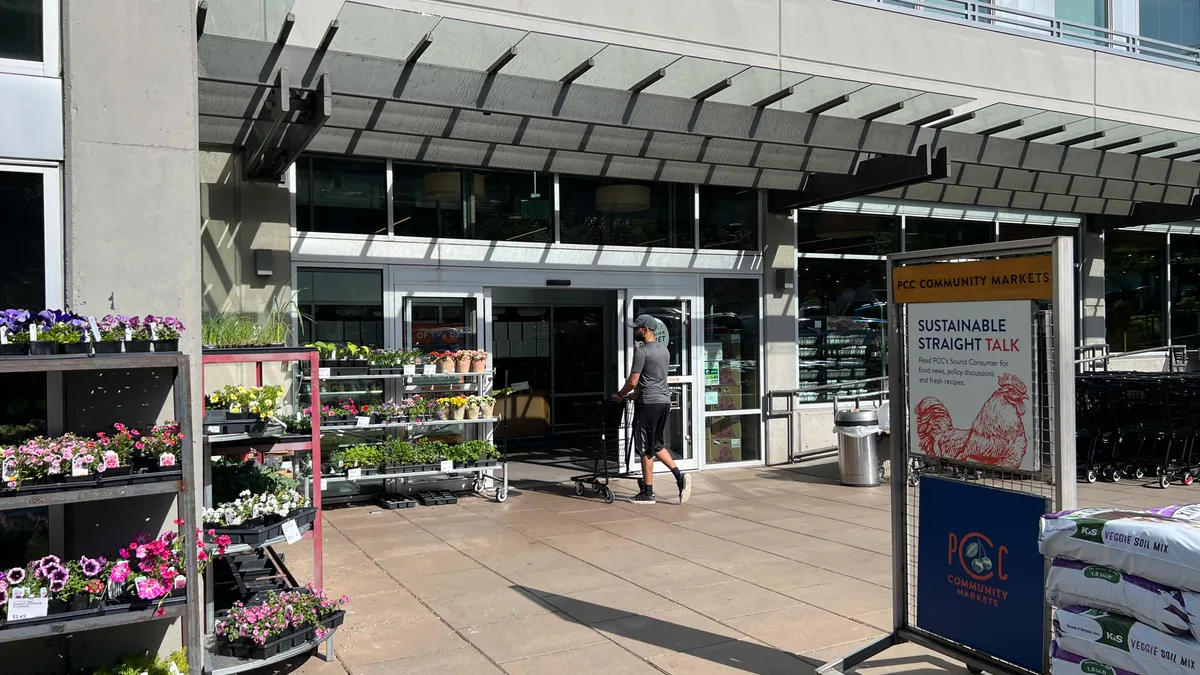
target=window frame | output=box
[0,0,60,78]
[0,162,63,308]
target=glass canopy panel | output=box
[985,110,1089,139]
[830,84,922,119]
[570,44,680,90]
[1034,118,1138,147]
[871,92,973,124]
[1119,129,1200,154]
[329,3,440,61]
[640,56,749,98]
[707,67,813,106]
[203,0,296,41]
[502,32,606,81]
[778,76,868,115]
[421,18,527,71]
[940,103,1044,134]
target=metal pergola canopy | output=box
[195,0,1200,225]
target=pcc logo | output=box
[946,531,1010,606]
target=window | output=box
[559,176,693,248]
[392,163,552,243]
[1105,231,1165,351]
[0,170,44,309]
[796,259,887,402]
[296,156,387,235]
[0,0,41,63]
[410,298,478,351]
[905,217,992,251]
[797,212,899,255]
[1139,0,1200,54]
[700,186,758,250]
[1170,234,1200,348]
[296,268,384,346]
[703,278,761,464]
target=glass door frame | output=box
[623,291,702,473]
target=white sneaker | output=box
[678,473,692,504]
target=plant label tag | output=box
[3,459,18,482]
[281,519,302,545]
[439,460,453,473]
[318,367,331,378]
[320,478,328,491]
[87,317,102,343]
[150,322,159,340]
[71,458,89,477]
[422,365,436,376]
[0,326,7,344]
[404,364,416,376]
[355,416,371,427]
[347,468,362,480]
[29,324,37,342]
[6,597,48,621]
[168,663,182,675]
[159,453,177,468]
[125,327,132,341]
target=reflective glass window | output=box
[700,186,757,250]
[296,156,388,235]
[559,177,693,248]
[1105,231,1165,351]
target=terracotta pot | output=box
[464,404,480,420]
[437,357,455,373]
[471,356,487,372]
[451,406,466,420]
[455,356,471,373]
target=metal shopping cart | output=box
[569,399,634,503]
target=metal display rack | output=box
[200,347,329,675]
[303,367,508,504]
[0,352,202,675]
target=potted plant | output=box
[430,351,456,373]
[125,315,153,352]
[471,350,489,372]
[455,349,474,373]
[438,395,468,420]
[44,318,89,355]
[463,396,482,420]
[55,556,111,614]
[142,421,185,471]
[478,395,496,419]
[0,309,30,356]
[379,439,414,472]
[144,315,184,352]
[215,586,348,659]
[94,423,137,479]
[460,440,499,467]
[338,343,370,375]
[95,315,128,354]
[333,445,382,475]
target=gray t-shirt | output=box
[631,341,671,403]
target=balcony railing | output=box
[845,0,1200,70]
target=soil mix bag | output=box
[1053,641,1140,675]
[1055,606,1200,675]
[1048,558,1197,639]
[1040,504,1200,593]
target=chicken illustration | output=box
[915,373,1029,468]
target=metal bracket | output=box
[1090,192,1200,230]
[243,70,332,182]
[767,145,950,213]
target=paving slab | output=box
[676,580,799,620]
[500,641,664,675]
[593,606,746,658]
[334,616,466,668]
[460,612,608,663]
[349,646,504,675]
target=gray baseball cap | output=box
[628,314,657,329]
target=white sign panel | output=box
[906,300,1036,472]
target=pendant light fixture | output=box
[595,184,651,212]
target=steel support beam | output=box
[1091,193,1200,229]
[768,145,949,212]
[243,71,332,182]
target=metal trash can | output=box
[834,409,881,487]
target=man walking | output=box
[613,314,692,505]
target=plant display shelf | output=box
[321,462,509,502]
[320,417,498,433]
[0,352,201,675]
[301,370,495,381]
[201,347,325,674]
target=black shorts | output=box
[633,402,670,458]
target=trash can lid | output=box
[835,409,879,426]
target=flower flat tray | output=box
[416,490,458,506]
[214,611,346,660]
[0,468,182,498]
[378,495,417,510]
[204,420,268,436]
[206,507,318,549]
[379,463,442,474]
[0,593,185,630]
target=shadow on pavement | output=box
[520,586,817,675]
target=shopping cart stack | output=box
[568,400,631,504]
[1040,503,1200,675]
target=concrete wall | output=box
[271,0,1200,133]
[762,210,797,465]
[59,0,201,667]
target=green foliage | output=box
[202,299,295,348]
[459,440,497,461]
[413,439,447,464]
[92,649,188,675]
[380,439,415,466]
[211,460,298,505]
[42,321,82,344]
[335,444,382,468]
[307,341,337,359]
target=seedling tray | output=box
[417,490,458,506]
[378,495,417,510]
[380,463,441,474]
[205,507,318,548]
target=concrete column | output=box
[762,210,797,465]
[1080,228,1106,346]
[61,0,201,667]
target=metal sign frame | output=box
[820,236,1076,675]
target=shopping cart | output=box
[569,400,633,503]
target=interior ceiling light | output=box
[595,185,651,213]
[423,171,485,201]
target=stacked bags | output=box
[1040,504,1200,675]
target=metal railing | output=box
[845,0,1200,70]
[1074,343,1190,373]
[767,376,889,462]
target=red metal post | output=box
[310,350,323,592]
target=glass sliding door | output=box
[702,278,762,465]
[626,296,698,472]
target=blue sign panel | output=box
[916,477,1047,673]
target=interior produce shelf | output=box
[0,352,201,675]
